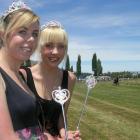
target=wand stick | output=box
[76,75,97,130]
[52,86,70,140]
[76,87,90,130]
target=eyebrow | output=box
[33,29,39,32]
[20,27,39,32]
[19,27,28,30]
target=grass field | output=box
[67,78,140,140]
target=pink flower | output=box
[21,128,31,139]
[35,127,41,135]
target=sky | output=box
[1,0,140,73]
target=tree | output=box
[76,55,81,78]
[92,53,97,76]
[65,54,70,70]
[97,59,102,76]
[100,66,103,75]
[70,66,73,72]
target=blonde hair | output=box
[0,9,40,46]
[39,26,68,55]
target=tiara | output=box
[41,20,63,30]
[2,0,31,19]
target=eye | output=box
[45,43,53,49]
[18,29,27,35]
[58,44,65,49]
[32,32,39,38]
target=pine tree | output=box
[70,66,73,72]
[65,54,70,70]
[76,55,81,78]
[92,53,97,76]
[100,66,103,74]
[97,59,102,76]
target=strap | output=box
[61,70,68,89]
[20,66,38,96]
[0,68,6,90]
[19,71,26,82]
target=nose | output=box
[23,31,34,42]
[27,35,35,42]
[51,47,58,54]
[25,34,36,49]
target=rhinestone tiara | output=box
[2,0,31,19]
[41,20,63,30]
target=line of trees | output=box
[24,55,139,79]
[65,53,103,78]
[104,71,140,78]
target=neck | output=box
[0,48,22,74]
[39,61,60,76]
[32,62,63,97]
[33,62,62,86]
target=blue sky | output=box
[1,0,140,73]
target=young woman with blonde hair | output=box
[0,1,46,139]
[21,21,81,140]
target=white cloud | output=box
[68,38,140,62]
[82,14,139,29]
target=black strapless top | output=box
[0,67,40,131]
[20,66,68,136]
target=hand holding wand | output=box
[52,86,70,140]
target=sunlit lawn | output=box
[68,78,140,140]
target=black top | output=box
[20,66,68,136]
[0,67,40,131]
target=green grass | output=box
[67,79,140,140]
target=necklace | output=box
[41,69,63,100]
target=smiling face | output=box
[39,26,68,68]
[6,21,39,61]
[41,41,66,68]
[1,9,40,62]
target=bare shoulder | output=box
[68,71,77,83]
[67,71,77,93]
[0,73,6,92]
[30,64,40,80]
[19,68,28,81]
[30,64,38,72]
[0,73,7,114]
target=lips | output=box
[22,47,32,53]
[48,57,59,62]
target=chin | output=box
[20,55,31,61]
[48,63,59,68]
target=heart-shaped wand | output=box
[52,86,70,140]
[76,74,97,130]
